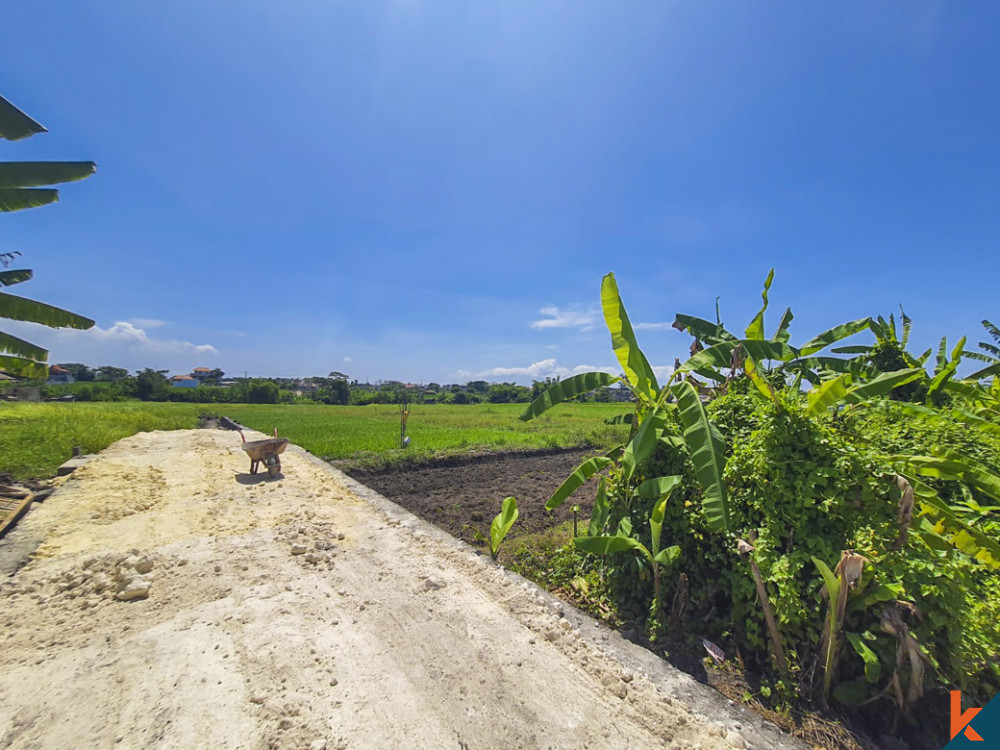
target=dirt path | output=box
[0,430,801,750]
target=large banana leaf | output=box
[622,407,666,479]
[575,534,650,562]
[672,313,735,346]
[601,273,659,398]
[898,449,1000,502]
[0,353,48,379]
[671,381,731,533]
[897,472,1000,568]
[0,187,59,212]
[635,475,683,500]
[806,368,924,416]
[773,307,794,343]
[0,330,48,361]
[0,161,96,188]
[926,336,965,399]
[648,483,681,558]
[744,268,774,341]
[545,456,613,510]
[680,339,797,374]
[519,371,620,421]
[0,96,46,141]
[0,291,94,329]
[0,269,32,287]
[588,480,610,537]
[968,361,1000,381]
[799,318,873,356]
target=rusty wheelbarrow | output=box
[239,428,290,478]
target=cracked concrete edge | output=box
[287,442,807,750]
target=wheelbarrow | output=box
[239,428,290,478]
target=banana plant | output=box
[522,273,734,535]
[964,319,1000,381]
[1,95,96,378]
[575,478,682,638]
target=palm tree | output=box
[0,95,96,379]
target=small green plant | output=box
[488,496,519,561]
[575,479,682,639]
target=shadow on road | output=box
[234,473,283,485]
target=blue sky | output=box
[2,1,997,384]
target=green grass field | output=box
[0,402,205,480]
[0,402,630,480]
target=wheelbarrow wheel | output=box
[265,454,279,479]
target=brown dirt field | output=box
[345,448,602,548]
[0,429,804,750]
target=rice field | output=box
[0,402,631,480]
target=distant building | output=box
[191,367,213,382]
[46,365,75,385]
[171,374,198,388]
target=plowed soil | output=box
[345,448,602,547]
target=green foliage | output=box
[246,379,279,404]
[0,96,95,377]
[489,496,519,560]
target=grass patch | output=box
[0,401,630,480]
[0,402,205,480]
[222,403,629,464]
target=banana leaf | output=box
[0,291,94,328]
[575,534,650,562]
[545,456,613,511]
[799,318,873,356]
[0,161,96,188]
[588,480,610,537]
[601,273,659,398]
[519,371,620,421]
[0,353,48,379]
[0,330,48,361]
[672,381,731,533]
[622,408,666,479]
[672,313,735,346]
[0,96,46,141]
[0,269,32,287]
[635,475,683,500]
[680,339,797,374]
[0,187,59,212]
[744,268,774,341]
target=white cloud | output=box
[529,305,598,331]
[4,319,218,370]
[342,356,352,362]
[634,322,673,331]
[652,365,675,382]
[467,359,619,383]
[86,322,218,355]
[128,318,167,329]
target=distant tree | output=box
[316,378,350,405]
[466,380,489,394]
[135,368,169,401]
[95,365,128,381]
[328,371,349,381]
[450,390,472,404]
[426,382,441,392]
[0,96,97,378]
[207,367,225,384]
[486,382,530,404]
[246,379,279,404]
[55,363,94,381]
